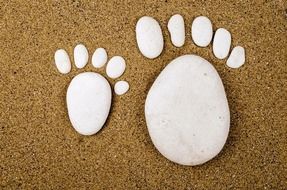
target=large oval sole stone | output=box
[145,55,230,166]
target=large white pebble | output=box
[191,16,213,47]
[114,81,129,95]
[74,44,89,68]
[92,48,108,68]
[136,16,164,59]
[145,55,230,166]
[106,56,126,79]
[213,28,231,59]
[54,49,71,74]
[67,72,111,135]
[226,46,245,69]
[168,14,185,47]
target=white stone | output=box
[106,56,126,79]
[67,72,111,136]
[114,81,129,95]
[213,28,231,59]
[168,14,185,47]
[92,48,108,68]
[145,55,230,166]
[54,49,71,74]
[74,44,89,68]
[191,16,213,47]
[227,46,245,69]
[136,16,164,59]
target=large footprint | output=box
[136,15,246,166]
[54,44,129,135]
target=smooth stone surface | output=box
[213,28,232,59]
[92,48,108,68]
[191,16,213,47]
[145,55,230,166]
[114,81,129,95]
[106,56,126,79]
[54,49,71,74]
[168,14,185,47]
[74,44,89,68]
[67,72,111,136]
[136,16,164,59]
[227,46,245,68]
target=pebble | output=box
[191,16,213,47]
[168,14,185,47]
[227,46,245,68]
[54,49,71,74]
[136,16,164,59]
[213,28,231,59]
[106,56,126,79]
[145,55,230,166]
[74,44,89,68]
[92,48,108,68]
[114,81,129,95]
[67,72,112,135]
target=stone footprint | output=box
[54,44,129,135]
[136,15,246,166]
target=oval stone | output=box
[168,14,185,47]
[74,44,89,69]
[136,16,164,59]
[191,16,213,47]
[213,28,231,59]
[67,72,112,135]
[145,55,230,166]
[227,46,245,69]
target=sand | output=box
[0,0,286,189]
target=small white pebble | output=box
[54,49,71,74]
[136,16,164,59]
[92,48,108,68]
[213,28,232,59]
[227,46,245,69]
[191,16,213,47]
[168,14,185,47]
[114,81,129,95]
[74,44,89,68]
[106,56,126,79]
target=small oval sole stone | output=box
[67,72,112,136]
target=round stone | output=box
[114,81,129,95]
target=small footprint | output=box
[136,15,246,166]
[54,44,129,135]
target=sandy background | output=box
[0,0,286,189]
